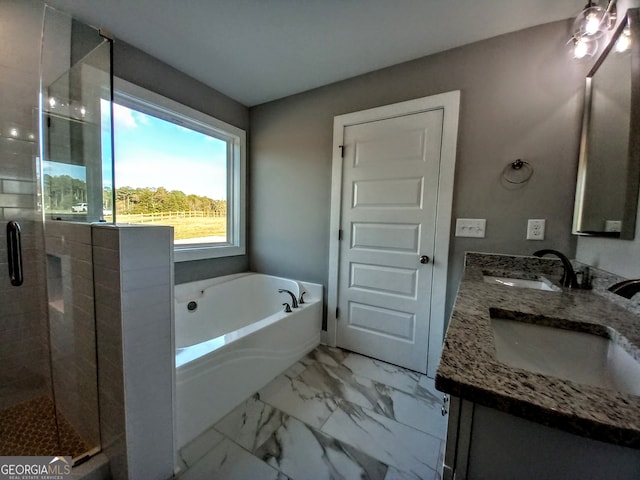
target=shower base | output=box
[0,395,91,458]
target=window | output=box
[111,79,246,261]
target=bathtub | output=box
[174,272,322,449]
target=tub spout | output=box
[278,289,299,308]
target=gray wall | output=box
[249,19,588,318]
[112,40,251,284]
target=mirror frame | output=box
[573,8,640,239]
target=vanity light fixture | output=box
[570,0,617,59]
[573,0,616,39]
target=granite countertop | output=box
[435,252,640,449]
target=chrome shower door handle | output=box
[6,221,23,286]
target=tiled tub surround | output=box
[436,252,640,448]
[178,345,447,480]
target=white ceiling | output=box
[46,0,581,106]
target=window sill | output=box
[174,244,246,262]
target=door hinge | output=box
[338,229,343,241]
[339,145,345,158]
[336,307,339,319]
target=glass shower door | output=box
[0,1,111,463]
[39,5,113,462]
[0,0,60,456]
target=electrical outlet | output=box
[604,220,622,232]
[527,219,545,240]
[455,218,486,238]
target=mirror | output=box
[573,8,640,239]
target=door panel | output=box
[348,302,416,340]
[351,222,420,252]
[349,263,417,297]
[353,178,424,207]
[336,109,444,373]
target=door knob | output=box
[419,255,430,264]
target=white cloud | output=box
[134,111,150,125]
[113,104,138,129]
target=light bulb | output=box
[49,97,56,108]
[616,26,631,53]
[574,39,588,58]
[80,106,87,117]
[615,35,630,52]
[585,13,601,35]
[573,5,610,39]
[10,128,18,137]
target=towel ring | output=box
[502,159,533,184]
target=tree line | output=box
[43,174,87,210]
[44,174,226,215]
[116,186,226,215]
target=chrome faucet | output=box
[533,249,580,288]
[608,279,640,299]
[278,289,299,308]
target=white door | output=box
[335,109,444,373]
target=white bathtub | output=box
[174,272,322,449]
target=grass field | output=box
[116,215,226,240]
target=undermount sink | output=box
[483,275,560,292]
[491,316,640,396]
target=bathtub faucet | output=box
[278,289,299,308]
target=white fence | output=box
[113,211,225,223]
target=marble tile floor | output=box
[178,345,447,480]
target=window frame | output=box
[112,78,246,261]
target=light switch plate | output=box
[527,219,545,240]
[455,218,486,238]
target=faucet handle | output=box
[299,291,306,304]
[579,267,593,290]
[283,303,292,313]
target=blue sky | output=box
[111,103,228,199]
[43,161,87,180]
[43,102,228,200]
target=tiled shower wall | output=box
[44,221,100,450]
[0,0,51,410]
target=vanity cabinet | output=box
[443,395,640,480]
[437,252,640,479]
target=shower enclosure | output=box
[0,1,113,464]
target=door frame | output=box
[326,91,460,377]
